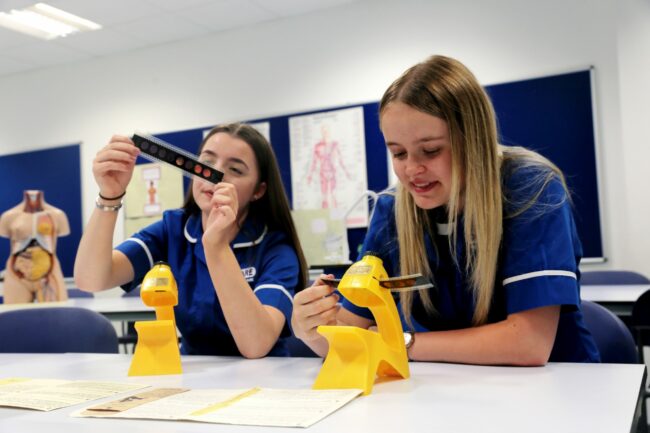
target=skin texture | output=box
[383,102,454,211]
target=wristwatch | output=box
[404,331,415,350]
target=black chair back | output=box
[632,290,650,360]
[631,290,650,432]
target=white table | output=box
[0,297,154,322]
[0,354,644,433]
[581,284,650,316]
[2,284,647,320]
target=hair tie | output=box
[98,191,126,201]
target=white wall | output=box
[616,0,650,276]
[0,0,648,276]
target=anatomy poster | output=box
[289,107,368,227]
[124,162,183,236]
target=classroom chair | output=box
[580,270,650,285]
[632,290,650,364]
[67,288,94,298]
[632,290,650,432]
[0,307,118,353]
[581,300,637,363]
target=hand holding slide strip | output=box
[132,134,224,185]
[321,274,433,292]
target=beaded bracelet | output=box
[98,191,126,201]
[95,196,123,212]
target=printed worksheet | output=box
[75,387,362,428]
[188,388,362,428]
[0,378,148,411]
[0,378,68,394]
[77,388,248,420]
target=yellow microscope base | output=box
[313,326,409,395]
[128,320,182,376]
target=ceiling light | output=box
[0,2,101,40]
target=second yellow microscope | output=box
[128,261,182,376]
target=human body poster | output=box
[289,107,368,227]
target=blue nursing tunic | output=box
[116,209,299,356]
[342,164,600,363]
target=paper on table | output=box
[75,388,250,420]
[188,388,363,428]
[76,387,362,428]
[77,388,190,418]
[0,378,149,411]
[0,378,68,394]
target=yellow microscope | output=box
[128,261,182,376]
[313,253,431,395]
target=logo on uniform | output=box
[241,266,256,282]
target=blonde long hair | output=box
[380,55,566,327]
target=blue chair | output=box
[581,300,637,363]
[581,270,650,285]
[67,288,94,298]
[0,307,118,353]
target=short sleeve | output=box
[253,240,300,337]
[500,173,582,314]
[115,218,167,292]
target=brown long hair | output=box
[183,123,308,288]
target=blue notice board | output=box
[0,70,601,281]
[486,69,602,259]
[149,69,603,261]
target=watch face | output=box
[403,331,413,347]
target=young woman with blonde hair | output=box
[291,55,599,365]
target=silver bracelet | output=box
[95,196,123,211]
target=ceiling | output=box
[0,0,359,78]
